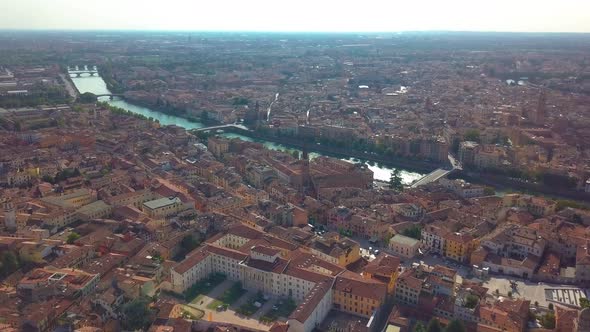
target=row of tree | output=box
[414,318,465,332]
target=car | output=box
[216,305,225,312]
[374,249,380,255]
[272,305,279,310]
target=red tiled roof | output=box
[334,270,387,302]
[173,248,210,274]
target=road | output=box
[60,73,78,101]
[448,153,462,170]
[267,93,279,121]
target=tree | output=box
[402,225,422,240]
[427,318,442,332]
[79,92,97,103]
[580,297,590,309]
[464,294,479,309]
[445,319,466,332]
[66,232,80,244]
[41,175,54,183]
[539,312,556,329]
[232,97,250,106]
[389,169,403,191]
[176,234,201,260]
[200,110,209,122]
[0,251,19,277]
[120,297,153,331]
[414,322,426,332]
[464,129,480,142]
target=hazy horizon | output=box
[1,0,590,33]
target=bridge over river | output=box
[192,124,251,132]
[67,65,99,77]
[94,94,124,99]
[410,154,462,188]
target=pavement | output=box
[352,235,588,309]
[190,281,271,331]
[482,277,590,308]
[545,288,589,307]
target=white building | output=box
[170,225,344,332]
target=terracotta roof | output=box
[334,270,387,301]
[289,280,332,323]
[227,223,264,239]
[172,248,210,274]
[397,269,424,290]
[364,254,401,277]
[206,244,248,261]
[243,256,289,273]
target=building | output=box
[170,224,389,332]
[17,267,99,301]
[332,271,387,318]
[421,224,448,255]
[575,243,590,284]
[388,234,420,259]
[458,141,479,166]
[76,200,113,221]
[2,198,16,231]
[478,298,530,332]
[208,137,230,158]
[443,232,478,263]
[362,254,401,294]
[143,197,184,218]
[307,233,361,267]
[516,195,557,217]
[40,188,96,209]
[438,178,485,198]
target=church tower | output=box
[2,198,16,231]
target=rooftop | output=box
[143,197,182,210]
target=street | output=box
[352,235,587,309]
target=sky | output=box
[1,0,589,33]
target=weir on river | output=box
[68,70,425,183]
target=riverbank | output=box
[67,72,585,201]
[212,126,440,174]
[61,74,80,101]
[454,170,590,203]
[121,94,210,125]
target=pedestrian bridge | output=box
[410,168,453,188]
[192,124,250,132]
[95,94,123,99]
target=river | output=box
[69,72,424,184]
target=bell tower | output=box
[2,198,16,231]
